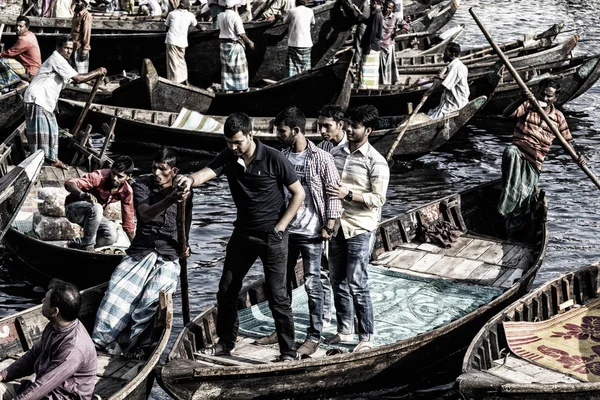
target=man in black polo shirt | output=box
[177,112,305,361]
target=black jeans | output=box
[217,227,296,357]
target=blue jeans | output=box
[66,201,118,247]
[217,228,296,357]
[329,230,375,341]
[287,234,324,340]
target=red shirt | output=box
[0,31,42,76]
[65,169,136,234]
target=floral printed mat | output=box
[504,297,600,382]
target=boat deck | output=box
[189,231,535,367]
[483,354,580,384]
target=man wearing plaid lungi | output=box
[24,35,106,169]
[218,0,255,92]
[0,16,41,92]
[93,148,192,355]
[283,0,314,78]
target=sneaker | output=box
[352,340,373,353]
[254,331,278,345]
[297,338,320,356]
[200,343,234,356]
[325,333,354,345]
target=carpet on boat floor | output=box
[504,297,600,382]
[237,265,504,350]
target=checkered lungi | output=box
[92,251,180,349]
[220,41,249,91]
[24,102,59,163]
[379,45,399,85]
[359,50,380,90]
[166,44,188,84]
[0,59,22,90]
[284,46,311,78]
[72,48,89,74]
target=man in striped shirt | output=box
[326,104,390,352]
[498,79,581,236]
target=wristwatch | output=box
[344,190,353,202]
[273,226,284,240]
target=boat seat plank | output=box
[442,236,474,257]
[415,242,444,253]
[409,253,443,272]
[488,354,580,383]
[455,239,493,259]
[466,263,502,282]
[96,353,143,379]
[372,249,425,269]
[445,259,484,279]
[425,256,465,276]
[94,377,127,399]
[478,243,514,264]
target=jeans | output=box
[66,201,118,248]
[320,243,333,323]
[287,234,324,341]
[217,228,296,357]
[329,230,375,341]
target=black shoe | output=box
[254,331,278,345]
[297,338,320,356]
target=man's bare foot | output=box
[50,159,69,170]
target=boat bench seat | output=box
[93,352,145,398]
[485,353,580,384]
[372,231,534,288]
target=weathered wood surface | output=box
[458,263,600,400]
[0,284,173,400]
[156,180,548,399]
[0,86,26,131]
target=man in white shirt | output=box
[282,0,314,78]
[258,0,294,20]
[24,35,106,169]
[326,104,390,353]
[218,0,254,92]
[427,42,470,119]
[138,0,162,16]
[165,0,198,84]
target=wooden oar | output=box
[72,76,104,138]
[177,198,191,325]
[470,8,600,190]
[385,80,439,166]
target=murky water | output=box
[2,0,600,398]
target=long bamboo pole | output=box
[470,8,600,190]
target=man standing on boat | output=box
[93,148,192,355]
[498,80,580,237]
[427,42,469,119]
[354,0,383,90]
[63,155,136,252]
[24,35,106,169]
[71,0,92,78]
[165,0,197,85]
[261,106,342,356]
[258,0,294,21]
[379,0,407,86]
[326,104,389,352]
[0,280,97,399]
[0,16,41,93]
[218,0,255,92]
[282,0,314,78]
[316,104,348,326]
[176,112,305,361]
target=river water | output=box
[1,0,600,398]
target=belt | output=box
[220,38,239,44]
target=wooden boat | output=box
[407,0,461,33]
[57,92,488,160]
[350,65,501,116]
[0,1,355,88]
[0,86,26,131]
[156,179,548,399]
[404,0,446,15]
[113,53,351,116]
[0,148,44,241]
[396,24,464,55]
[395,34,579,76]
[1,124,127,288]
[457,263,600,400]
[481,54,600,114]
[0,282,172,399]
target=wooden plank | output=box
[96,354,132,378]
[515,252,534,270]
[371,249,404,266]
[446,259,484,279]
[499,245,521,265]
[194,352,255,367]
[94,377,126,398]
[478,243,513,264]
[503,247,529,267]
[426,256,465,277]
[456,239,493,260]
[409,253,443,273]
[387,249,426,270]
[415,242,444,253]
[490,355,580,383]
[443,236,474,257]
[492,267,518,288]
[499,269,524,289]
[467,263,502,281]
[395,241,419,249]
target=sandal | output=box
[200,343,234,356]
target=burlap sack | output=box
[33,213,83,241]
[38,188,68,217]
[104,201,122,221]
